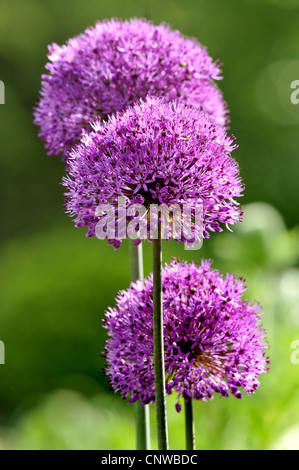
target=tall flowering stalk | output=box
[34,18,229,449]
[152,223,168,448]
[63,97,244,449]
[185,399,195,450]
[129,240,150,449]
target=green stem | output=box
[130,240,150,450]
[185,399,195,450]
[152,224,169,450]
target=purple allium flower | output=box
[34,18,228,158]
[63,97,243,248]
[103,259,269,408]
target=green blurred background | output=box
[0,0,299,450]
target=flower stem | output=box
[130,240,150,450]
[152,224,169,450]
[185,399,195,450]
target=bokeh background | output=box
[0,0,299,450]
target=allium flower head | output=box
[63,97,243,247]
[34,18,228,158]
[103,259,269,408]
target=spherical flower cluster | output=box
[103,259,269,408]
[34,18,228,158]
[63,97,243,248]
